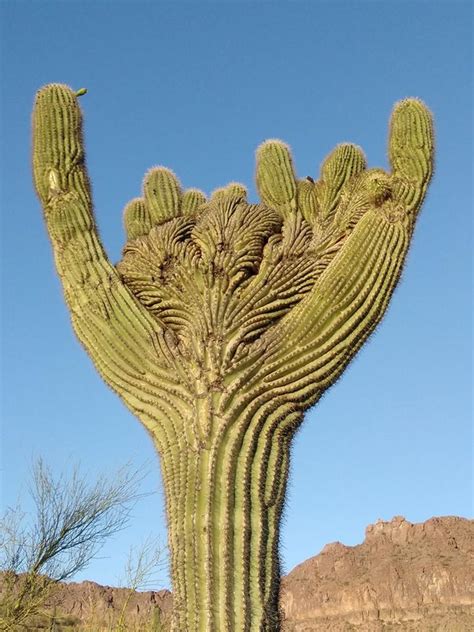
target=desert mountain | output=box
[280,515,473,630]
[4,515,473,630]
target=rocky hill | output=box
[280,515,474,630]
[3,516,473,630]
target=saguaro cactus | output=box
[32,84,434,631]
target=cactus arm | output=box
[248,209,407,399]
[389,98,435,217]
[32,85,191,444]
[245,99,434,406]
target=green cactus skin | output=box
[32,84,434,632]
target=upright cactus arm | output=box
[244,99,434,409]
[32,85,192,443]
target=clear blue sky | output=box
[1,1,472,591]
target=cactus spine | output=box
[32,85,434,631]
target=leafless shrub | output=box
[0,458,150,631]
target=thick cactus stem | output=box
[143,167,182,224]
[316,143,367,225]
[182,188,207,215]
[32,84,91,210]
[389,98,434,213]
[32,84,434,632]
[255,140,297,217]
[297,179,319,225]
[123,198,152,240]
[320,143,367,183]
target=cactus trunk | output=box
[160,420,292,631]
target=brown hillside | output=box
[280,515,474,631]
[3,516,472,630]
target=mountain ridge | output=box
[3,515,472,630]
[280,515,473,630]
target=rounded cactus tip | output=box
[75,88,88,97]
[394,96,427,108]
[391,97,433,120]
[145,165,178,178]
[35,83,75,102]
[225,181,248,195]
[334,142,366,156]
[143,165,182,189]
[210,182,248,203]
[389,97,434,153]
[256,138,292,159]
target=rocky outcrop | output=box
[3,516,473,630]
[280,515,474,630]
[46,581,173,629]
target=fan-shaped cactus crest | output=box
[32,85,434,632]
